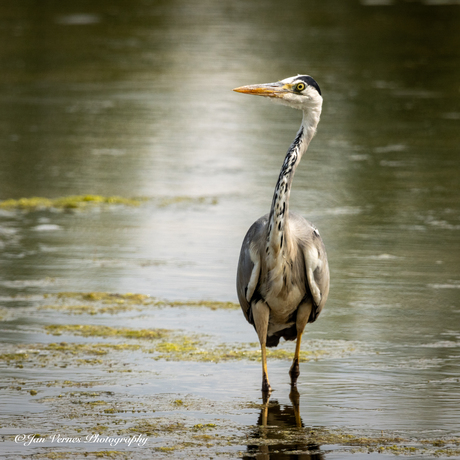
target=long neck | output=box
[266,109,320,262]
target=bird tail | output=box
[266,324,297,348]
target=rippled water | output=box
[0,0,459,458]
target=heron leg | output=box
[261,383,271,426]
[252,300,271,393]
[289,331,302,385]
[289,301,311,386]
[261,342,271,393]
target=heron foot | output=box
[289,358,300,385]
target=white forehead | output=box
[281,77,297,84]
[281,76,301,84]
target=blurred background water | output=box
[0,0,459,452]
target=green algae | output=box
[45,324,170,340]
[1,334,357,375]
[1,295,458,459]
[40,292,152,315]
[192,423,216,430]
[155,446,176,452]
[4,385,460,458]
[32,453,125,459]
[0,352,30,362]
[305,428,407,447]
[154,338,204,360]
[76,358,104,365]
[0,195,145,211]
[1,330,357,372]
[164,299,239,310]
[40,292,239,315]
[242,426,460,457]
[41,303,139,315]
[51,292,151,303]
[153,339,339,363]
[46,380,98,388]
[47,342,142,354]
[92,453,123,459]
[0,194,218,212]
[0,342,146,371]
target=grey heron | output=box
[234,75,330,393]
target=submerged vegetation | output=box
[45,324,170,340]
[0,195,144,211]
[0,194,218,212]
[2,382,459,458]
[0,322,356,369]
[0,291,358,368]
[1,291,458,458]
[40,291,239,315]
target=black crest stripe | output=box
[298,75,321,96]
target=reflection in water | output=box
[244,390,324,460]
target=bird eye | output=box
[295,82,306,92]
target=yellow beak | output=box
[233,82,289,98]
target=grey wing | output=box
[291,213,330,323]
[236,215,268,324]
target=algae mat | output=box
[1,292,459,459]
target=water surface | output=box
[0,0,459,458]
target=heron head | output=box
[233,75,322,111]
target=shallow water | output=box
[0,0,459,458]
